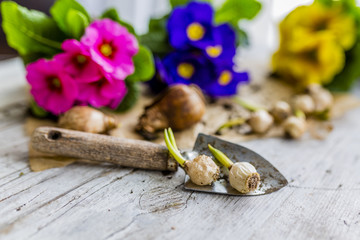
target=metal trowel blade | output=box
[183,134,288,196]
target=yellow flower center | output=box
[186,22,205,41]
[177,63,195,79]
[91,78,106,87]
[76,55,87,64]
[52,78,61,87]
[49,77,62,91]
[100,43,113,57]
[206,45,223,58]
[315,21,327,31]
[303,50,318,62]
[218,70,232,86]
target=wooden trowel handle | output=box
[31,127,178,171]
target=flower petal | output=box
[81,19,139,80]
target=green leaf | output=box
[235,28,249,47]
[101,8,136,36]
[30,99,49,118]
[140,32,172,57]
[50,0,90,37]
[169,0,190,8]
[115,81,140,112]
[1,1,65,58]
[315,0,356,8]
[170,0,215,8]
[316,0,360,19]
[326,41,360,91]
[21,52,53,65]
[215,0,262,26]
[66,9,89,39]
[127,46,155,82]
[140,16,173,57]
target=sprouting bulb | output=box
[208,144,260,194]
[283,110,307,139]
[164,128,219,186]
[293,95,315,114]
[271,101,292,122]
[248,110,274,134]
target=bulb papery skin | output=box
[249,110,274,134]
[229,162,260,193]
[308,84,333,112]
[271,101,291,122]
[185,155,220,186]
[283,116,307,139]
[59,106,116,133]
[293,95,315,114]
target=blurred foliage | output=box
[140,15,173,57]
[214,0,262,25]
[30,99,49,118]
[326,39,360,91]
[1,1,65,61]
[115,80,140,112]
[50,0,90,39]
[126,46,155,82]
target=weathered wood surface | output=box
[1,58,360,240]
[31,127,177,171]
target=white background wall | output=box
[76,0,326,34]
[77,0,170,34]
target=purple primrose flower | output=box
[147,57,171,94]
[204,24,237,66]
[160,1,247,97]
[162,50,216,89]
[167,2,214,50]
[161,50,249,97]
[204,67,249,97]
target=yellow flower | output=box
[279,3,356,51]
[273,2,356,87]
[273,34,345,87]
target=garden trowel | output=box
[31,127,288,196]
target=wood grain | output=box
[31,127,178,171]
[1,58,360,240]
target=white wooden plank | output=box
[0,165,133,233]
[0,58,27,108]
[0,168,181,239]
[0,57,360,240]
[250,189,360,240]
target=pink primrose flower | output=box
[56,39,102,83]
[26,58,78,115]
[77,73,127,109]
[81,19,139,80]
